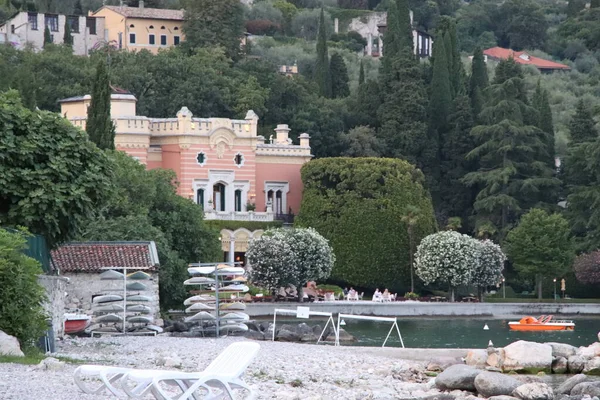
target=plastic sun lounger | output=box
[121,341,261,400]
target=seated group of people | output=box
[343,287,360,300]
[372,288,395,302]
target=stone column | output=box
[367,33,372,55]
[228,234,235,264]
[334,18,339,34]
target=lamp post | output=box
[502,277,505,299]
[553,278,557,301]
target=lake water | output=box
[275,317,600,348]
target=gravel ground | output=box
[0,335,455,400]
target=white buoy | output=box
[483,324,490,330]
[340,320,347,326]
[488,340,494,347]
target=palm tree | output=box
[401,205,420,293]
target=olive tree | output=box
[414,231,480,301]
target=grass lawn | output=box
[0,349,83,365]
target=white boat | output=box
[219,302,246,311]
[127,295,151,302]
[127,305,152,314]
[93,295,124,304]
[184,311,216,323]
[100,270,124,280]
[127,271,151,280]
[93,304,124,313]
[95,314,123,323]
[213,284,249,293]
[127,316,153,324]
[127,282,147,291]
[183,277,216,286]
[220,312,250,322]
[183,295,216,305]
[185,303,215,313]
[187,266,245,276]
[219,323,249,333]
[146,325,163,333]
[64,313,92,334]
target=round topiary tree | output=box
[246,233,295,298]
[414,231,481,301]
[472,239,506,300]
[573,251,600,285]
[296,158,437,291]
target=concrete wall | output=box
[245,301,600,317]
[37,275,69,338]
[63,271,160,320]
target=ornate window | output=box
[235,190,242,212]
[197,189,204,207]
[196,151,207,166]
[233,152,244,167]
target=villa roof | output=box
[51,241,160,272]
[100,5,184,21]
[483,47,570,71]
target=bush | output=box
[404,291,419,300]
[573,251,600,285]
[0,229,47,349]
[246,19,282,36]
[316,284,343,295]
[296,158,437,291]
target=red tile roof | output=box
[483,47,570,71]
[100,5,184,21]
[51,242,159,272]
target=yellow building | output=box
[90,3,184,53]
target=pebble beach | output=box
[0,335,454,400]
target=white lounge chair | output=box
[74,341,260,399]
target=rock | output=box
[172,321,188,332]
[337,328,357,342]
[0,330,24,357]
[435,364,482,391]
[503,341,553,373]
[295,323,313,336]
[569,356,587,373]
[299,333,318,342]
[422,395,456,400]
[428,357,463,372]
[466,350,488,368]
[474,371,522,397]
[488,350,506,369]
[512,383,553,400]
[515,376,543,384]
[579,344,600,359]
[245,321,261,332]
[571,382,600,397]
[37,357,66,371]
[547,343,578,359]
[245,330,265,341]
[154,318,164,327]
[157,354,181,367]
[489,396,521,400]
[312,324,323,336]
[276,329,300,342]
[552,357,568,374]
[556,374,588,395]
[486,367,503,373]
[583,357,600,375]
[258,322,270,332]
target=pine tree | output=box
[43,26,52,48]
[314,8,331,98]
[358,60,365,86]
[87,61,114,150]
[74,0,83,15]
[330,53,350,98]
[592,0,600,8]
[63,20,73,46]
[569,99,597,144]
[469,47,489,119]
[462,59,559,240]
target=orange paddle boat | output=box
[508,315,575,331]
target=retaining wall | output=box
[38,275,69,338]
[245,301,600,317]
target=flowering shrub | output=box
[472,239,506,288]
[404,292,419,300]
[573,251,600,285]
[246,233,295,294]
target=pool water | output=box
[274,317,600,348]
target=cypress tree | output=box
[462,59,559,240]
[437,17,464,98]
[569,99,597,144]
[469,47,489,119]
[314,8,332,98]
[567,0,584,17]
[592,0,600,8]
[63,19,73,46]
[428,39,451,133]
[330,53,350,98]
[43,26,52,48]
[87,61,115,150]
[396,0,414,53]
[74,0,83,15]
[358,60,365,86]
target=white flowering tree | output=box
[414,231,480,301]
[246,228,335,302]
[472,240,506,300]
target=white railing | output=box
[204,210,275,222]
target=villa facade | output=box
[60,92,312,260]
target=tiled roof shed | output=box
[483,47,571,71]
[51,241,159,272]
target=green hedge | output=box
[206,220,283,232]
[296,158,437,291]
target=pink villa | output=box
[60,91,312,261]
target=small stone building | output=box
[51,241,160,320]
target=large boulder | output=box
[245,330,265,341]
[276,329,299,342]
[435,364,482,391]
[503,341,553,373]
[337,328,357,342]
[489,397,520,400]
[552,357,568,374]
[428,357,464,372]
[583,357,600,375]
[546,343,577,359]
[488,349,506,369]
[0,330,24,357]
[466,350,488,368]
[512,383,553,400]
[568,355,586,373]
[474,371,522,397]
[555,374,588,395]
[579,343,600,359]
[570,382,600,397]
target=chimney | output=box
[139,1,144,8]
[299,133,310,147]
[274,124,290,144]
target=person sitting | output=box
[343,287,349,296]
[382,288,391,302]
[373,288,382,302]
